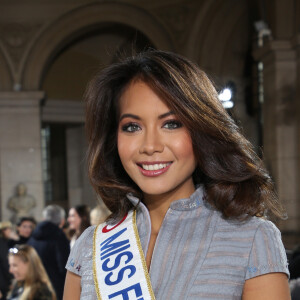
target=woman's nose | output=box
[139,129,164,155]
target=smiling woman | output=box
[7,244,56,300]
[67,205,91,248]
[9,253,28,281]
[63,50,291,300]
[117,80,197,204]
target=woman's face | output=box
[117,80,197,201]
[18,221,35,238]
[9,255,29,281]
[68,208,81,231]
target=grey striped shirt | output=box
[66,186,289,299]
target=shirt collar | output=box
[126,185,205,211]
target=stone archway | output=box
[0,41,13,90]
[186,0,249,77]
[22,2,174,90]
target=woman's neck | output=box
[143,183,196,235]
[144,195,171,235]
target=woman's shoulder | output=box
[69,225,96,254]
[75,225,97,245]
[80,225,97,238]
[216,214,289,278]
[216,213,281,236]
[209,213,289,279]
[7,282,24,300]
[66,225,96,276]
[213,214,287,261]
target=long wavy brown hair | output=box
[8,244,56,300]
[85,49,285,221]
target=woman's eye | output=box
[121,123,141,132]
[163,120,183,129]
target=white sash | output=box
[93,210,156,300]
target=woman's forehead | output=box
[119,81,171,114]
[9,255,24,262]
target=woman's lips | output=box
[137,162,172,177]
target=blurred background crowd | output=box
[0,204,110,300]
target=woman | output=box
[16,217,36,244]
[64,50,290,299]
[90,204,110,226]
[67,205,90,248]
[0,222,19,247]
[7,244,56,300]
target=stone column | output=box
[0,91,45,222]
[294,33,300,240]
[66,125,95,209]
[254,40,300,248]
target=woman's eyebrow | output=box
[158,111,175,119]
[119,113,140,121]
[119,111,175,121]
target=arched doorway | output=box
[37,22,159,210]
[22,2,174,90]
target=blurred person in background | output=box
[0,234,12,300]
[7,244,56,300]
[0,222,17,299]
[89,203,110,226]
[289,245,300,280]
[290,279,300,300]
[0,222,19,248]
[289,245,300,299]
[67,204,90,248]
[16,217,36,244]
[27,205,69,300]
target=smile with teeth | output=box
[141,163,171,171]
[137,162,172,177]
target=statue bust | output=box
[7,183,36,223]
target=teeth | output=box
[141,163,170,170]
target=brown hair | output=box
[85,49,285,221]
[68,204,91,238]
[8,244,56,300]
[74,204,91,237]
